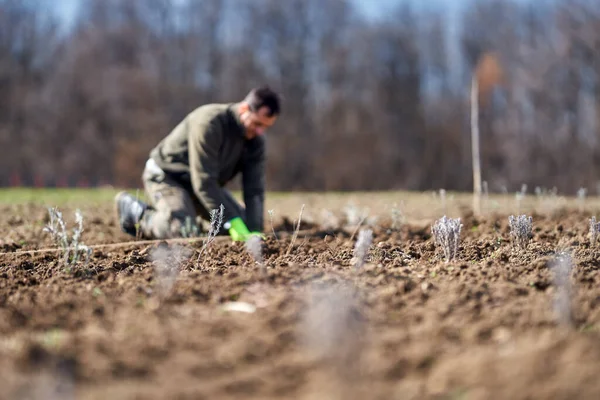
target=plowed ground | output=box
[1,199,600,400]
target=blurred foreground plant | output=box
[246,235,266,277]
[352,229,372,270]
[551,250,573,328]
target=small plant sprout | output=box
[535,186,547,210]
[535,186,542,198]
[285,204,305,256]
[431,216,462,262]
[197,204,224,262]
[551,250,574,328]
[343,203,360,226]
[321,209,340,230]
[390,202,405,231]
[515,193,524,208]
[577,187,587,212]
[43,207,92,268]
[365,215,379,229]
[508,214,533,250]
[267,209,278,241]
[536,186,561,214]
[589,216,600,246]
[482,181,489,211]
[515,184,527,214]
[44,207,68,248]
[439,189,447,214]
[352,228,373,270]
[343,202,369,227]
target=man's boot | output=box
[114,191,147,237]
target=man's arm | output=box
[242,137,265,232]
[188,118,241,224]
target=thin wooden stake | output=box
[471,74,482,216]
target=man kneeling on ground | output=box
[114,86,281,242]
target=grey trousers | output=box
[140,159,243,239]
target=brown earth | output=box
[1,201,600,399]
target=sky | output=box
[51,0,81,26]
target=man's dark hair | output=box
[245,86,281,117]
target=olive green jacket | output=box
[149,103,265,231]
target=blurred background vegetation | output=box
[1,0,599,195]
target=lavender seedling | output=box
[352,229,373,270]
[482,181,489,211]
[501,184,509,209]
[365,215,379,228]
[267,209,278,241]
[343,203,370,228]
[508,214,532,250]
[431,216,462,262]
[390,202,405,231]
[44,207,68,250]
[285,204,305,256]
[577,188,587,212]
[196,204,224,262]
[343,203,362,226]
[535,186,543,198]
[537,186,560,214]
[43,207,92,268]
[589,216,600,246]
[69,210,92,265]
[551,250,573,328]
[439,189,447,214]
[535,186,546,211]
[515,184,527,214]
[321,209,340,230]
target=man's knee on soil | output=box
[141,210,199,239]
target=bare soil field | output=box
[2,191,600,399]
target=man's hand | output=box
[226,217,265,241]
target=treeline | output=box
[2,0,600,194]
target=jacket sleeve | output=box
[242,137,265,232]
[188,117,241,223]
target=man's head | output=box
[238,86,281,140]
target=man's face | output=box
[240,104,277,140]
